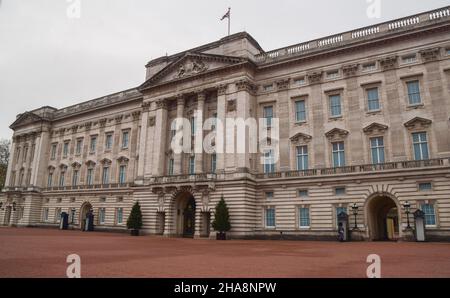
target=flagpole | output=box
[228,7,231,36]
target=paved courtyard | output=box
[0,227,449,278]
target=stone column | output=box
[174,95,185,175]
[235,79,256,170]
[30,127,50,188]
[152,99,168,176]
[136,102,150,183]
[5,137,17,188]
[275,79,291,171]
[195,92,205,173]
[215,84,227,173]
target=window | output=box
[76,139,83,155]
[263,84,273,92]
[90,136,97,153]
[295,100,306,122]
[72,170,79,186]
[367,87,380,111]
[265,192,274,200]
[370,137,385,164]
[419,183,432,192]
[296,146,308,171]
[265,207,275,228]
[63,141,69,158]
[329,94,342,117]
[168,159,174,176]
[332,142,345,167]
[362,62,376,72]
[51,144,57,160]
[447,48,450,56]
[43,208,49,222]
[23,147,28,161]
[335,187,346,196]
[99,197,106,203]
[86,168,94,185]
[70,208,76,224]
[263,106,273,128]
[299,207,310,228]
[117,208,123,225]
[412,132,429,160]
[407,81,421,105]
[211,113,218,131]
[102,167,110,185]
[298,190,308,198]
[189,156,195,175]
[211,154,217,173]
[336,207,347,226]
[105,134,113,150]
[263,150,275,173]
[99,208,106,224]
[170,120,177,140]
[294,77,306,85]
[59,172,65,187]
[421,204,436,226]
[326,70,339,79]
[47,173,53,187]
[402,54,417,64]
[119,165,127,184]
[190,117,196,136]
[122,131,130,149]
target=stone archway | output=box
[80,202,93,231]
[173,191,196,238]
[366,194,400,241]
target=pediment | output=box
[290,132,312,144]
[363,122,388,134]
[325,128,349,139]
[139,52,246,90]
[10,112,43,129]
[404,117,432,130]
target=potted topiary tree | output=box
[212,195,231,240]
[127,201,143,236]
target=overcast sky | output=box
[0,0,449,140]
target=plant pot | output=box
[216,232,226,240]
[130,229,140,236]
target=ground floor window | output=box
[55,208,62,223]
[116,208,123,225]
[421,203,436,226]
[336,206,347,228]
[265,207,275,228]
[70,208,76,224]
[99,208,106,225]
[299,207,310,228]
[43,208,49,222]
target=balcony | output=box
[42,183,132,192]
[255,158,450,180]
[151,173,217,184]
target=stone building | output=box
[1,7,450,241]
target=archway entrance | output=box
[80,202,93,231]
[174,192,196,238]
[367,196,400,241]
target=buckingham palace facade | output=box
[1,7,450,241]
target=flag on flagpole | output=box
[221,7,231,21]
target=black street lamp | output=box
[351,203,358,230]
[403,201,411,229]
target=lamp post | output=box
[403,201,411,229]
[351,203,358,230]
